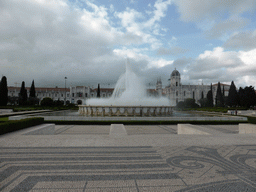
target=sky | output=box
[1,0,256,89]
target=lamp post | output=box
[64,77,67,105]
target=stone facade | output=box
[164,69,230,105]
[7,69,230,106]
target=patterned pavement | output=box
[0,124,256,191]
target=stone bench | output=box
[109,124,127,137]
[177,124,213,135]
[239,124,256,134]
[24,124,55,135]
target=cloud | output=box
[173,0,256,22]
[115,0,173,49]
[223,30,256,50]
[204,16,249,39]
[187,47,256,87]
[173,0,256,39]
[157,46,188,56]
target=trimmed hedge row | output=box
[0,117,44,135]
[247,116,256,124]
[44,120,246,125]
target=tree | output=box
[215,82,224,107]
[227,81,239,107]
[0,76,8,106]
[41,97,54,106]
[29,80,36,97]
[28,80,39,105]
[97,84,100,98]
[176,98,199,109]
[239,86,256,108]
[206,84,214,107]
[19,81,27,105]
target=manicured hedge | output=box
[45,120,246,125]
[0,117,44,135]
[247,116,256,124]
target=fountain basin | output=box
[79,105,173,116]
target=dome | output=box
[171,69,180,77]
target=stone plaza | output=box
[1,123,256,191]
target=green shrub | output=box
[247,116,256,124]
[0,117,44,135]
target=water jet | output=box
[79,59,173,116]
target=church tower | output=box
[170,69,181,87]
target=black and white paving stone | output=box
[0,124,256,191]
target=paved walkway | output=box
[1,124,256,191]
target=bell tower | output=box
[170,68,181,87]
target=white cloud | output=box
[173,0,256,22]
[173,0,256,39]
[223,30,256,50]
[205,16,249,39]
[113,48,173,68]
[188,47,256,87]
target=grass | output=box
[0,117,8,122]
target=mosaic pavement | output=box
[0,125,256,191]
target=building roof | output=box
[212,83,230,86]
[91,88,115,92]
[8,87,70,91]
[171,69,180,77]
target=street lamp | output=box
[64,77,67,105]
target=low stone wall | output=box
[177,124,210,135]
[79,105,173,117]
[239,124,256,134]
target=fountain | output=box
[79,59,173,116]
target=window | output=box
[184,91,186,96]
[72,93,74,97]
[61,94,63,97]
[193,91,195,99]
[67,93,69,97]
[176,91,178,96]
[85,93,87,97]
[176,82,178,86]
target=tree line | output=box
[178,81,256,109]
[0,77,38,106]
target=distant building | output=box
[7,86,115,105]
[163,69,230,105]
[7,70,230,106]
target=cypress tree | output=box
[206,83,213,107]
[19,81,27,105]
[216,82,224,107]
[0,76,8,106]
[29,80,36,97]
[227,81,239,107]
[97,84,100,98]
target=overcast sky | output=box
[1,0,256,89]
